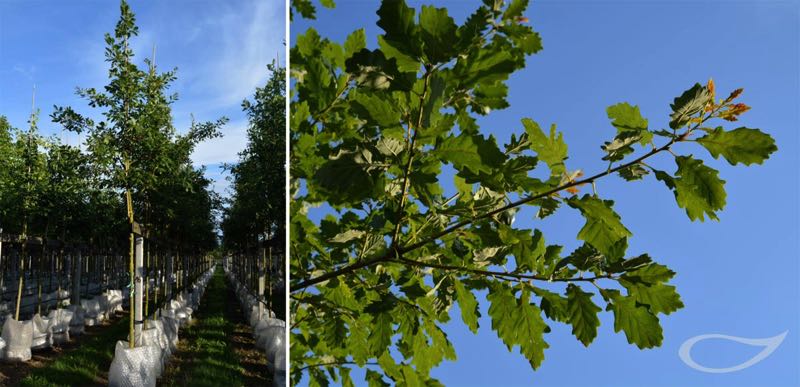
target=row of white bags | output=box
[0,288,126,362]
[108,266,215,387]
[0,281,109,314]
[224,267,286,387]
[0,288,71,316]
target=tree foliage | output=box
[222,63,286,251]
[289,0,776,385]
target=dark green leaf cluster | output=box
[0,114,129,245]
[291,0,336,21]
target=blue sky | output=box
[0,0,286,197]
[293,1,800,386]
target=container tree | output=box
[51,0,223,346]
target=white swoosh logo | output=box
[679,331,788,373]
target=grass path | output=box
[159,267,269,387]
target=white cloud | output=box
[190,119,248,167]
[205,167,233,198]
[191,0,283,107]
[12,64,36,81]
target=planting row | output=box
[0,288,125,361]
[225,262,285,387]
[109,265,215,387]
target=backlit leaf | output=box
[604,290,663,349]
[567,195,632,257]
[669,83,711,129]
[566,284,601,346]
[522,119,568,178]
[696,126,777,166]
[487,284,549,370]
[673,156,726,221]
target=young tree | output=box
[223,63,287,251]
[289,0,777,385]
[51,0,224,346]
[0,116,17,229]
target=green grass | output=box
[161,267,248,387]
[20,315,129,387]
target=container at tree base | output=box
[95,295,108,322]
[224,266,284,383]
[55,289,70,302]
[82,298,103,326]
[159,306,175,320]
[145,319,172,361]
[139,329,165,376]
[67,304,85,335]
[31,313,53,350]
[267,326,286,367]
[1,317,33,362]
[107,267,215,387]
[108,289,124,312]
[256,323,285,365]
[107,340,158,387]
[249,304,276,327]
[99,293,114,317]
[253,317,284,340]
[253,318,286,349]
[272,347,286,387]
[169,297,192,325]
[159,314,180,351]
[48,308,73,344]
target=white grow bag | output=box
[272,348,286,387]
[160,315,180,351]
[67,305,85,335]
[1,317,33,362]
[48,308,73,344]
[145,319,172,361]
[108,340,159,387]
[255,324,285,364]
[98,294,114,318]
[249,306,276,328]
[139,328,166,377]
[31,314,52,350]
[82,299,103,326]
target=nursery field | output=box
[0,259,284,386]
[0,0,286,385]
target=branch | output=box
[399,136,677,254]
[397,257,615,283]
[307,76,352,129]
[291,254,385,292]
[391,69,432,247]
[297,361,380,373]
